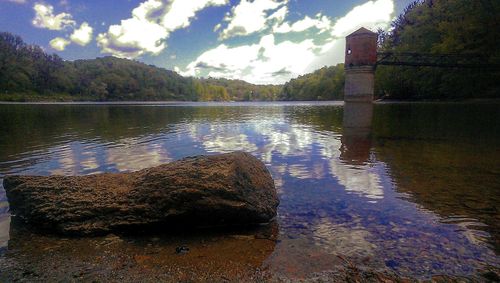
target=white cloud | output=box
[181,0,395,84]
[274,0,393,36]
[331,0,394,37]
[49,37,70,51]
[181,34,316,84]
[219,0,287,39]
[96,0,168,58]
[161,0,228,31]
[70,22,93,46]
[32,2,75,30]
[268,5,287,22]
[274,13,332,34]
[97,0,228,59]
[213,23,222,32]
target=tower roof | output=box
[346,27,377,38]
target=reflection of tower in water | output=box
[340,102,373,165]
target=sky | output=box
[0,0,414,84]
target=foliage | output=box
[70,57,197,101]
[0,33,198,101]
[376,0,500,99]
[0,31,346,102]
[197,78,281,101]
[0,32,283,102]
[280,64,345,101]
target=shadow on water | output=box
[0,101,499,280]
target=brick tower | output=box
[344,27,378,102]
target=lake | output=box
[0,101,499,281]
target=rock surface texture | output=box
[4,152,279,235]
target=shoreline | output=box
[1,220,498,282]
[1,98,499,105]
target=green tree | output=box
[376,0,500,99]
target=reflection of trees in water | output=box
[285,105,343,133]
[374,139,500,253]
[372,103,500,142]
[371,103,500,253]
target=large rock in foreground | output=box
[4,152,279,235]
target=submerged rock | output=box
[4,152,279,235]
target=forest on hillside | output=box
[375,0,500,99]
[279,65,345,101]
[0,32,281,102]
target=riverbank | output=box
[375,97,500,104]
[1,96,499,104]
[0,93,97,102]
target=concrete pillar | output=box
[344,27,378,102]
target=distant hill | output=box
[0,32,282,102]
[196,77,281,101]
[0,31,347,102]
[280,65,345,101]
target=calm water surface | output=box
[0,101,499,279]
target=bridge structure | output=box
[343,27,500,102]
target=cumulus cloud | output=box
[274,13,332,34]
[49,37,70,51]
[181,0,394,84]
[161,0,228,31]
[96,0,168,58]
[181,34,316,84]
[70,22,93,46]
[219,0,287,40]
[331,0,393,37]
[32,2,75,30]
[97,0,228,59]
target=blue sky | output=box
[0,0,413,84]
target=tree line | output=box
[0,32,285,102]
[280,65,345,101]
[375,0,499,99]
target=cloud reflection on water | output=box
[183,114,385,201]
[0,103,497,278]
[106,141,171,172]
